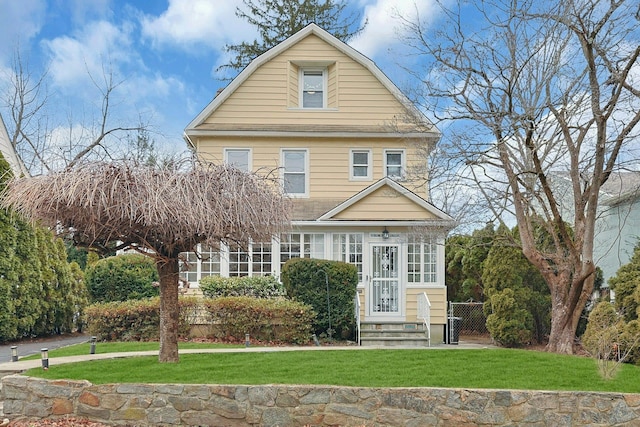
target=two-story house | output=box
[182,24,455,345]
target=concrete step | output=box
[360,336,431,347]
[359,322,430,347]
[360,329,428,339]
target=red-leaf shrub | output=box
[202,297,315,344]
[86,296,199,341]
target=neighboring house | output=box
[551,171,640,293]
[593,172,640,286]
[0,113,29,177]
[182,24,455,345]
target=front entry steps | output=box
[360,321,430,347]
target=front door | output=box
[370,244,401,316]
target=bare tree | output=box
[0,161,290,362]
[2,51,150,174]
[401,0,640,353]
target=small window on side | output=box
[224,149,250,172]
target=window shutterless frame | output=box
[384,149,405,179]
[281,149,308,196]
[350,149,372,180]
[224,148,251,172]
[299,68,326,108]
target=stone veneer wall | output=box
[2,375,640,426]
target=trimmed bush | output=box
[202,296,315,344]
[281,258,358,340]
[85,254,159,302]
[200,275,285,299]
[85,297,198,341]
[485,288,533,347]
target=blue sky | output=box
[0,0,442,158]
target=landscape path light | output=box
[10,346,18,362]
[41,348,49,370]
[90,336,97,354]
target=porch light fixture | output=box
[11,346,18,362]
[382,227,389,240]
[90,336,97,354]
[41,348,49,370]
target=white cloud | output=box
[41,20,135,90]
[0,0,46,62]
[350,0,439,59]
[140,0,253,51]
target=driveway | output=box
[0,333,90,364]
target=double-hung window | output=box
[384,149,405,179]
[282,149,308,196]
[224,148,250,172]
[301,69,325,108]
[350,149,371,180]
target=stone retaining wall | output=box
[2,375,640,426]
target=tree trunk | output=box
[157,258,180,363]
[544,271,593,354]
[546,302,579,354]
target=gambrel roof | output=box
[185,23,437,139]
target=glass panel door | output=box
[371,244,400,314]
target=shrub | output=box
[85,254,159,302]
[85,297,197,341]
[202,296,315,344]
[485,288,533,347]
[200,275,285,299]
[281,258,358,340]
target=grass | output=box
[24,347,640,393]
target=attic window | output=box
[301,69,325,108]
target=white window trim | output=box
[384,149,406,180]
[299,68,327,109]
[224,148,252,172]
[349,149,372,181]
[281,148,309,197]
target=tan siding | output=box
[405,288,447,324]
[333,186,436,221]
[195,136,430,200]
[327,62,337,108]
[287,62,298,107]
[201,34,416,128]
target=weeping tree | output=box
[0,161,290,362]
[401,0,640,354]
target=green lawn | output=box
[24,347,640,393]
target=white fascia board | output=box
[183,129,440,139]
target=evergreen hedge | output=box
[200,275,285,299]
[281,258,358,340]
[0,155,88,342]
[85,254,159,302]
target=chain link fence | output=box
[449,302,489,336]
